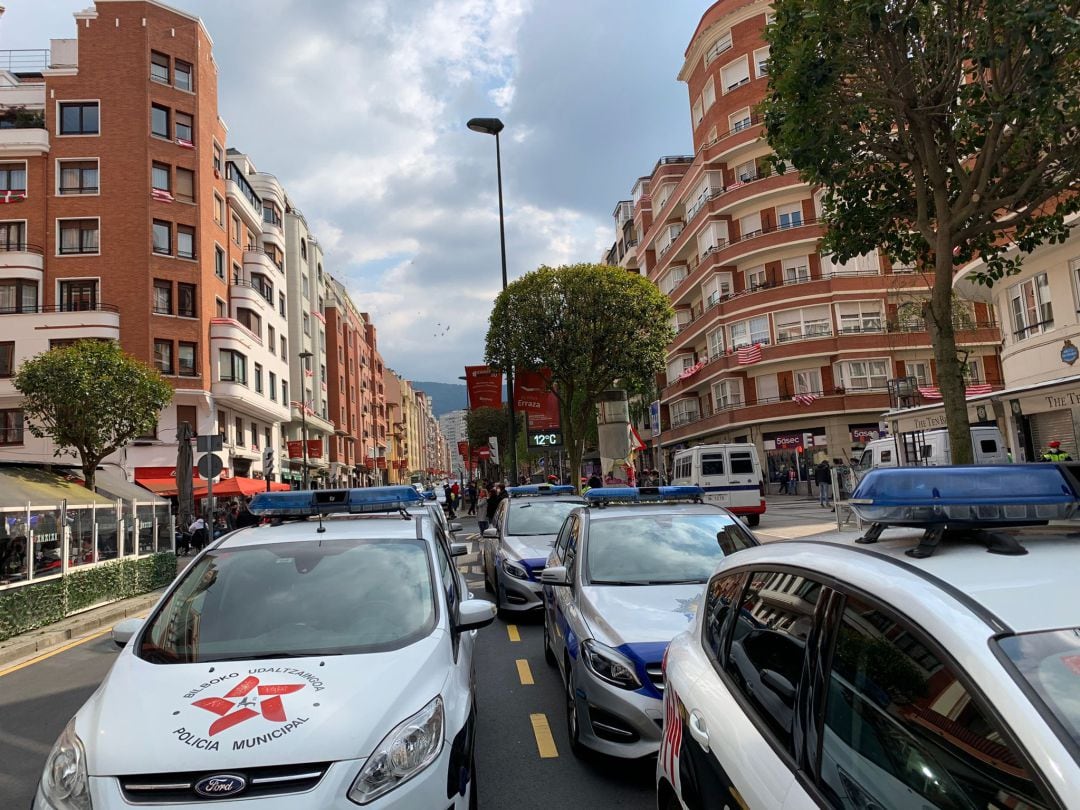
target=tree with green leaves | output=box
[485,263,674,490]
[14,340,174,491]
[764,0,1080,462]
[465,406,528,477]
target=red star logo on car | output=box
[192,676,305,736]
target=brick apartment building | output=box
[614,0,1001,479]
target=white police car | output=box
[480,484,584,614]
[659,465,1080,810]
[541,486,758,759]
[35,487,496,809]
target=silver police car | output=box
[541,486,758,759]
[480,485,584,614]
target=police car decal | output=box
[674,596,699,622]
[173,668,326,751]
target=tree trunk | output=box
[928,246,974,464]
[562,397,585,494]
[82,457,98,492]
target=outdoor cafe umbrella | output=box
[176,421,194,526]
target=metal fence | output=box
[0,499,174,590]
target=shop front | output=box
[763,428,827,491]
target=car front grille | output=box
[119,761,331,803]
[646,663,665,692]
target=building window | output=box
[213,193,225,226]
[174,59,193,92]
[263,202,281,227]
[58,219,99,255]
[279,292,286,317]
[59,102,99,135]
[756,373,779,402]
[670,398,700,427]
[754,46,770,78]
[712,379,743,410]
[777,203,804,230]
[177,225,196,259]
[775,305,830,342]
[0,279,37,313]
[219,349,247,384]
[178,283,196,318]
[215,298,227,318]
[58,159,98,195]
[235,417,244,446]
[175,168,194,203]
[150,51,170,84]
[836,300,883,333]
[746,265,767,290]
[301,274,309,299]
[237,308,261,336]
[214,245,225,279]
[59,279,97,312]
[269,371,278,402]
[0,221,26,251]
[905,361,930,386]
[795,368,823,395]
[303,312,311,336]
[265,428,272,449]
[729,107,752,133]
[213,143,223,175]
[0,341,13,378]
[782,256,811,284]
[175,111,193,145]
[721,57,750,93]
[729,315,770,348]
[0,408,23,445]
[1010,273,1053,340]
[254,363,263,394]
[151,162,170,194]
[153,339,173,374]
[251,422,259,449]
[0,162,27,194]
[152,220,171,254]
[282,380,289,405]
[704,31,732,64]
[178,341,197,377]
[280,336,287,360]
[300,240,307,260]
[267,324,275,348]
[836,359,889,391]
[232,215,242,245]
[153,280,172,315]
[151,104,169,138]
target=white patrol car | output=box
[480,484,584,614]
[34,486,496,810]
[541,486,759,759]
[659,465,1080,810]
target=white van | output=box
[854,426,1009,476]
[671,444,766,526]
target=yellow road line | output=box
[506,624,520,642]
[515,658,534,685]
[529,713,559,758]
[0,626,113,678]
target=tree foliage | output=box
[14,340,174,490]
[485,264,674,489]
[764,0,1080,461]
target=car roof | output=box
[216,513,429,549]
[508,496,585,504]
[734,525,1079,634]
[582,502,737,520]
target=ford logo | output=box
[193,773,247,799]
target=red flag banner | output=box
[457,440,470,458]
[306,439,323,459]
[287,440,304,459]
[736,343,763,365]
[465,365,503,409]
[514,368,561,430]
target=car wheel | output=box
[746,514,760,527]
[659,788,682,810]
[543,611,557,667]
[564,661,587,759]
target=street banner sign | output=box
[514,368,560,430]
[465,365,503,409]
[306,439,323,459]
[649,400,661,437]
[287,440,304,459]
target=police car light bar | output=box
[249,486,424,517]
[584,485,704,504]
[507,484,576,497]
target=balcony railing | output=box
[0,50,50,72]
[231,277,274,304]
[664,386,894,432]
[0,243,43,255]
[0,303,119,316]
[775,327,833,344]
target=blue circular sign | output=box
[1062,343,1079,365]
[193,774,247,799]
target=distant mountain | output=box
[412,381,468,417]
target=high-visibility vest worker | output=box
[1041,440,1072,462]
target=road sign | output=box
[197,453,223,479]
[196,434,223,453]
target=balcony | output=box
[0,243,44,278]
[209,317,262,354]
[243,246,280,275]
[230,276,276,316]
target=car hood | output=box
[504,534,558,567]
[78,633,450,776]
[580,583,705,647]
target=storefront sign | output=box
[849,425,884,442]
[771,433,804,449]
[464,365,503,409]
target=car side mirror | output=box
[482,527,498,539]
[541,565,571,586]
[112,617,143,649]
[456,599,497,632]
[450,522,463,533]
[760,668,796,705]
[451,543,468,558]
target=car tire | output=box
[543,612,557,667]
[564,660,587,759]
[746,514,761,527]
[659,787,682,810]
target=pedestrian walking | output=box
[466,481,478,515]
[481,483,503,533]
[788,467,797,495]
[188,516,208,554]
[814,459,832,507]
[777,465,789,495]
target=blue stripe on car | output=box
[616,641,670,700]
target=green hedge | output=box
[0,553,176,642]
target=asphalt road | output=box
[0,515,655,809]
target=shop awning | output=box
[61,468,170,504]
[195,477,290,498]
[0,465,116,509]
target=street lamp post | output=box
[467,116,518,484]
[298,350,313,490]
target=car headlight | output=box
[348,696,444,804]
[37,718,91,810]
[580,639,642,690]
[502,559,528,579]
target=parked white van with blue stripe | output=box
[671,444,766,526]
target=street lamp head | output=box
[467,117,504,136]
[298,350,313,360]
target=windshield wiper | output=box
[590,579,651,585]
[202,651,345,662]
[591,578,706,586]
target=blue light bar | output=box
[249,486,424,517]
[507,484,576,497]
[585,485,704,504]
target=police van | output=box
[854,425,1008,478]
[670,444,766,526]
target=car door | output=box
[672,568,827,810]
[551,515,581,676]
[544,516,573,643]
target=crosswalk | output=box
[455,533,487,589]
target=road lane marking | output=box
[516,658,534,685]
[506,624,520,642]
[0,626,114,678]
[529,713,559,758]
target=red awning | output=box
[197,477,291,498]
[136,478,209,497]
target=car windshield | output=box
[507,500,581,536]
[586,513,755,585]
[996,628,1080,757]
[138,538,435,664]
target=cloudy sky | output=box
[3,0,700,383]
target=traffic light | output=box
[263,446,275,476]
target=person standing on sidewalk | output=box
[815,459,832,507]
[466,481,478,515]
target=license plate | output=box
[705,492,728,504]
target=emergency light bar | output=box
[851,465,1079,557]
[507,484,576,497]
[249,485,424,517]
[585,485,704,505]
